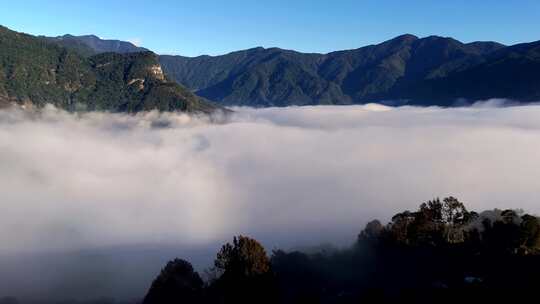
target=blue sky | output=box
[1,0,539,56]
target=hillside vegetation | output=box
[0,26,216,113]
[142,197,540,303]
[42,28,540,107]
[159,36,540,106]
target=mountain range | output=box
[0,26,216,113]
[43,34,148,57]
[57,32,540,107]
[159,36,540,106]
[1,24,540,111]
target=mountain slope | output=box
[160,35,523,106]
[44,34,148,57]
[398,40,540,104]
[10,26,538,107]
[0,26,216,113]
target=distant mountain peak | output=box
[392,33,419,41]
[8,23,537,108]
[159,33,540,107]
[44,33,148,56]
[379,34,419,48]
[78,34,101,39]
[0,25,218,113]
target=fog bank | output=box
[1,102,540,300]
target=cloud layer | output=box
[1,102,540,299]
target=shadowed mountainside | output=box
[160,35,533,106]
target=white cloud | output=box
[2,102,540,299]
[3,103,540,252]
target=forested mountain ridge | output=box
[401,40,540,104]
[161,35,532,106]
[0,25,217,113]
[44,29,540,107]
[139,197,540,304]
[4,24,540,108]
[44,34,148,57]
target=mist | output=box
[2,102,540,301]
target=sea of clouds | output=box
[1,101,540,300]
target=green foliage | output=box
[41,35,97,57]
[159,35,535,107]
[44,34,148,56]
[161,35,540,107]
[145,201,540,304]
[0,26,216,113]
[521,214,540,250]
[365,197,540,254]
[209,235,276,303]
[214,235,271,278]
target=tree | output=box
[211,235,276,303]
[385,197,474,246]
[271,250,325,303]
[359,219,384,242]
[419,199,443,223]
[520,214,540,253]
[480,210,523,254]
[389,211,416,244]
[143,258,204,304]
[215,235,271,278]
[442,197,468,225]
[441,197,470,243]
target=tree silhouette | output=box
[359,219,384,243]
[143,198,540,304]
[211,235,276,303]
[520,214,540,252]
[143,258,204,304]
[214,235,271,277]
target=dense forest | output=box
[43,34,148,57]
[159,37,540,107]
[4,197,536,304]
[0,26,216,113]
[35,27,540,108]
[140,197,540,303]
